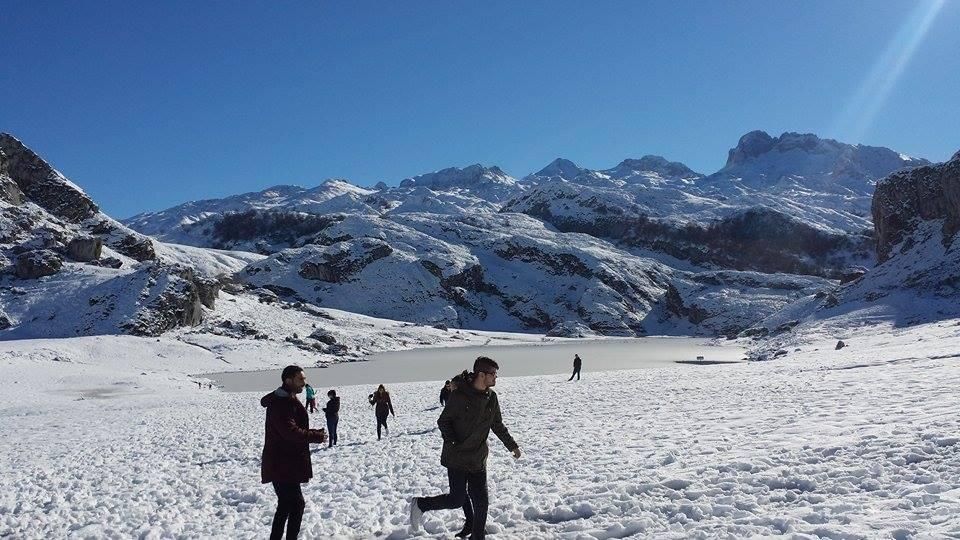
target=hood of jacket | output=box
[261,387,291,407]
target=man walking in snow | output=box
[567,353,582,381]
[409,356,521,539]
[261,365,326,540]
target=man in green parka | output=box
[409,356,521,539]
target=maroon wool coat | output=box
[261,389,326,484]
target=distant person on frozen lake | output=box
[260,365,326,540]
[368,384,395,440]
[409,356,521,539]
[305,384,317,414]
[568,353,582,381]
[323,389,340,447]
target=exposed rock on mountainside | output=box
[0,135,223,339]
[872,151,960,263]
[748,149,960,348]
[67,236,102,262]
[0,133,99,222]
[15,250,63,279]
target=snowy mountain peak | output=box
[723,131,849,168]
[709,130,928,201]
[306,178,375,197]
[398,164,516,189]
[610,155,702,180]
[258,185,305,198]
[725,130,777,166]
[533,158,585,180]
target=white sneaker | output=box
[408,497,423,533]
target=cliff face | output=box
[0,134,99,222]
[872,151,960,263]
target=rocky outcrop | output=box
[518,203,868,278]
[115,233,156,261]
[294,239,393,283]
[194,275,221,309]
[725,130,777,166]
[872,153,960,263]
[0,174,24,205]
[14,250,63,279]
[121,264,204,336]
[67,236,102,262]
[0,134,99,222]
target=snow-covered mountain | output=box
[0,135,834,340]
[506,132,923,277]
[744,149,960,357]
[4,130,944,342]
[699,131,928,233]
[0,133,232,338]
[124,180,382,245]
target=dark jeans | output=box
[376,415,389,439]
[270,482,305,540]
[568,367,581,381]
[418,468,488,539]
[326,416,339,447]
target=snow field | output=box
[1,323,959,538]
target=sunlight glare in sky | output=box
[832,0,946,145]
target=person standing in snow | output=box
[323,389,340,447]
[567,353,582,381]
[368,384,395,440]
[261,365,326,540]
[304,383,317,413]
[409,357,521,539]
[440,380,452,406]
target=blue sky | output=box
[2,0,958,218]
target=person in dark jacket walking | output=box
[261,365,326,540]
[568,353,582,381]
[409,357,521,539]
[322,389,340,447]
[368,384,395,440]
[440,380,452,406]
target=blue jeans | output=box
[326,416,338,447]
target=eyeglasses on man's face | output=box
[479,370,498,377]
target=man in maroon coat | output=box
[261,365,326,540]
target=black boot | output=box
[454,523,472,538]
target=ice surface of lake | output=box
[208,337,745,391]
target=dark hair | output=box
[328,389,336,397]
[473,356,499,374]
[281,365,303,383]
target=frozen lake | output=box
[207,337,746,391]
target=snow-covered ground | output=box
[1,320,959,538]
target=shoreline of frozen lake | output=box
[206,337,746,391]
